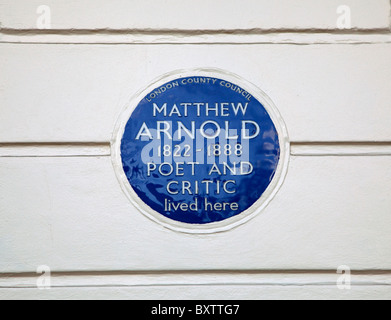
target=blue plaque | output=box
[112,69,289,233]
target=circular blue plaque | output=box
[112,69,289,233]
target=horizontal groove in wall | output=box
[291,142,391,156]
[3,269,391,277]
[0,270,390,288]
[2,28,391,35]
[1,142,391,157]
[1,32,391,45]
[0,143,110,157]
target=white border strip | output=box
[1,33,391,45]
[1,272,390,288]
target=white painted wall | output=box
[0,0,390,300]
[1,0,389,30]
